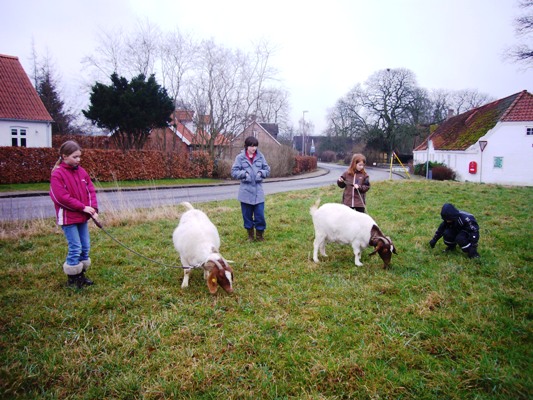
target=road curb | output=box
[0,168,331,199]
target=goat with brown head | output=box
[204,257,234,294]
[369,225,398,269]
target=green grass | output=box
[1,180,532,399]
[0,178,222,193]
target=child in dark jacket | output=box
[337,153,370,213]
[429,203,480,258]
[50,141,99,288]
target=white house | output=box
[0,54,53,148]
[413,90,533,186]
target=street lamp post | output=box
[302,110,308,156]
[479,140,488,183]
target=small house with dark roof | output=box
[413,90,533,186]
[0,54,53,147]
[226,120,281,159]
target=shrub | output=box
[269,145,298,177]
[414,161,446,177]
[431,165,456,181]
[213,158,232,179]
[293,156,317,175]
[319,150,336,162]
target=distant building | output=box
[226,120,281,159]
[413,90,533,186]
[0,54,53,147]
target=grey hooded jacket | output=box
[231,149,270,205]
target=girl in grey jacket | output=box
[231,136,271,241]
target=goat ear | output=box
[369,240,384,256]
[207,270,218,294]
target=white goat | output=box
[310,199,397,269]
[172,202,234,293]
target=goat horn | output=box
[211,258,224,270]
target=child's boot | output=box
[80,258,94,286]
[247,228,255,242]
[64,262,84,289]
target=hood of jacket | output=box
[441,203,460,221]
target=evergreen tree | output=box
[36,68,74,134]
[83,73,175,151]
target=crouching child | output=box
[429,203,480,259]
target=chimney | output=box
[447,108,455,119]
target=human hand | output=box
[83,206,96,216]
[429,239,436,248]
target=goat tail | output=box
[180,201,195,211]
[309,198,321,215]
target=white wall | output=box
[0,120,52,148]
[478,122,533,186]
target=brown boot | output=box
[247,228,255,242]
[256,230,265,241]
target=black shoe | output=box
[67,273,84,289]
[443,245,456,253]
[468,249,480,259]
[80,272,94,286]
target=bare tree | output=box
[82,20,160,81]
[326,88,369,140]
[82,27,126,81]
[451,89,495,114]
[255,87,291,130]
[123,20,161,77]
[160,29,197,106]
[507,0,533,66]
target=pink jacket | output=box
[49,163,98,225]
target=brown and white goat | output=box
[310,199,397,269]
[172,202,234,293]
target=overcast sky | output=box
[2,0,532,134]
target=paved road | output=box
[0,163,399,221]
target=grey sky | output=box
[2,0,532,133]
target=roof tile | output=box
[0,54,53,122]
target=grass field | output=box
[0,180,532,399]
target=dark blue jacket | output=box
[433,203,479,243]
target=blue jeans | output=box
[241,202,266,231]
[62,222,90,266]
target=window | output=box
[11,128,27,147]
[494,157,503,169]
[527,127,533,136]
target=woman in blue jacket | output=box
[231,136,271,241]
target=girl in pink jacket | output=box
[49,141,99,289]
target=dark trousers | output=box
[443,229,477,252]
[241,202,266,231]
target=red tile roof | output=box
[0,54,53,122]
[414,90,533,151]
